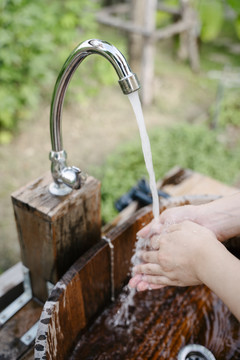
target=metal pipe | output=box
[49,39,140,196]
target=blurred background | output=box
[1,0,240,273]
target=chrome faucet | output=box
[49,39,140,196]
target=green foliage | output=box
[234,15,240,39]
[226,0,240,39]
[227,0,240,14]
[0,0,100,142]
[218,89,240,128]
[192,0,240,42]
[94,122,240,223]
[196,0,224,42]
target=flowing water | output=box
[109,91,159,327]
[127,91,159,220]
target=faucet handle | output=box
[49,167,88,196]
[61,166,87,189]
[49,150,88,195]
[61,166,81,189]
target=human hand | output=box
[129,220,218,291]
[137,204,203,239]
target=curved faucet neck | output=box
[49,39,140,196]
[50,39,140,152]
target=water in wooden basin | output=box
[70,285,240,359]
[35,197,240,360]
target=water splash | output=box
[102,236,115,302]
[112,236,151,328]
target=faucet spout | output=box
[49,39,140,196]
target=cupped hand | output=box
[129,220,217,291]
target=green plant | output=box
[227,0,240,38]
[192,0,240,42]
[0,0,101,143]
[93,122,240,223]
[196,0,224,42]
[218,88,240,128]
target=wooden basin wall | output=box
[35,203,153,359]
[35,195,238,359]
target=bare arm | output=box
[197,237,240,321]
[196,192,240,242]
[137,192,240,242]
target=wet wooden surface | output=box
[35,206,153,360]
[70,284,240,359]
[35,202,240,359]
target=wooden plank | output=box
[0,299,42,360]
[35,206,152,360]
[162,169,238,197]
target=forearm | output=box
[197,192,240,242]
[197,241,240,321]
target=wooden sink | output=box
[35,194,240,360]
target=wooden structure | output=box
[11,173,101,303]
[97,0,200,105]
[34,168,239,359]
[1,167,240,359]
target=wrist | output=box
[195,237,225,283]
[196,202,226,242]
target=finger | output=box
[150,235,161,250]
[133,263,162,276]
[137,222,153,238]
[136,281,150,291]
[142,274,172,286]
[137,218,163,239]
[136,280,166,292]
[128,274,142,288]
[140,250,160,264]
[148,283,166,290]
[164,221,192,233]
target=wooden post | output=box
[129,0,157,106]
[128,0,144,76]
[178,0,200,72]
[11,172,101,302]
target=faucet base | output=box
[49,182,72,196]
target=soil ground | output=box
[0,49,230,273]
